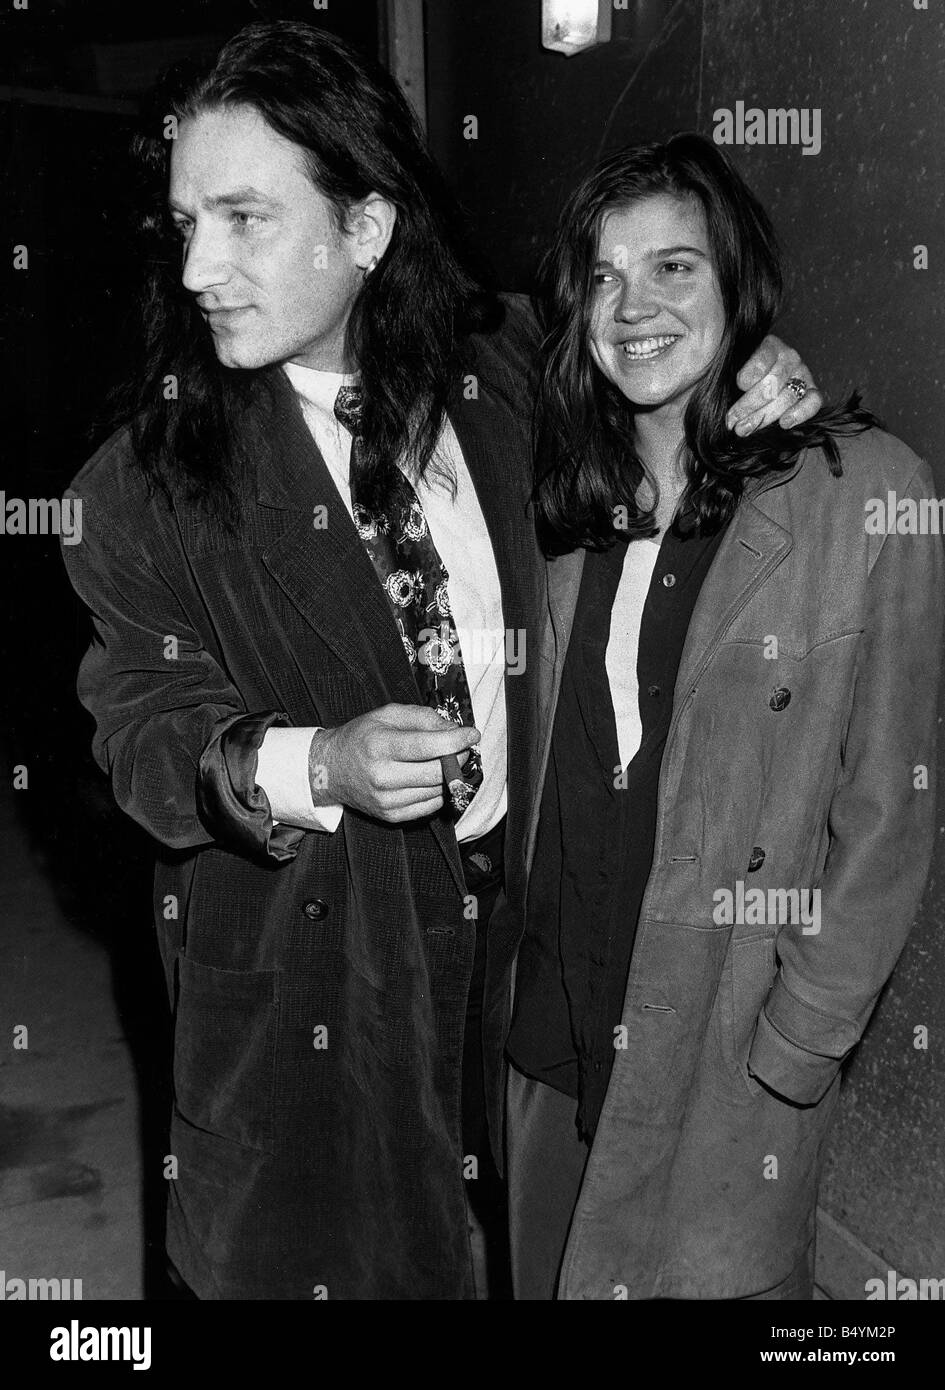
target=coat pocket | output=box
[719,933,778,1100]
[173,954,278,1154]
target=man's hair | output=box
[533,131,875,554]
[117,20,499,521]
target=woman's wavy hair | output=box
[114,20,499,522]
[534,132,876,554]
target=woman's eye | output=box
[660,261,691,274]
[593,271,617,285]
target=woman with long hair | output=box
[502,133,942,1300]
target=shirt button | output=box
[647,684,661,698]
[302,899,329,921]
[769,687,792,712]
[661,573,676,588]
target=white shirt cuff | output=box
[255,726,344,833]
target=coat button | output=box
[769,687,791,711]
[302,899,329,921]
[747,846,766,872]
[661,573,676,588]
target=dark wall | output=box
[426,0,703,293]
[428,0,944,1295]
[700,0,944,499]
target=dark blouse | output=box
[506,517,729,1139]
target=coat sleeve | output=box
[62,485,304,862]
[747,458,944,1104]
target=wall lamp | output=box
[541,0,613,57]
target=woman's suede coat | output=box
[498,428,942,1299]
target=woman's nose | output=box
[614,285,659,323]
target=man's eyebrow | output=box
[168,187,286,213]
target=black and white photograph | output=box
[2,0,943,1361]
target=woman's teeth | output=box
[622,335,679,359]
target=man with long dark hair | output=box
[61,27,818,1299]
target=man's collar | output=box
[282,360,359,416]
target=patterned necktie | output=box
[333,384,482,815]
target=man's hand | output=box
[726,334,823,436]
[309,703,478,823]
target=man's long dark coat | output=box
[62,297,546,1300]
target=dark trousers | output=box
[506,1062,816,1301]
[459,816,512,1299]
[506,1063,590,1300]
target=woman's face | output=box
[587,192,726,419]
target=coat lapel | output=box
[522,482,795,878]
[447,363,548,880]
[255,369,421,708]
[253,370,465,895]
[445,372,534,663]
[672,488,794,715]
[522,546,584,874]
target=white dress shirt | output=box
[605,539,662,769]
[254,362,508,843]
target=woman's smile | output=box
[589,193,724,414]
[618,333,682,362]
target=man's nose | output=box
[180,221,231,295]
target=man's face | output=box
[169,105,363,371]
[588,192,726,417]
